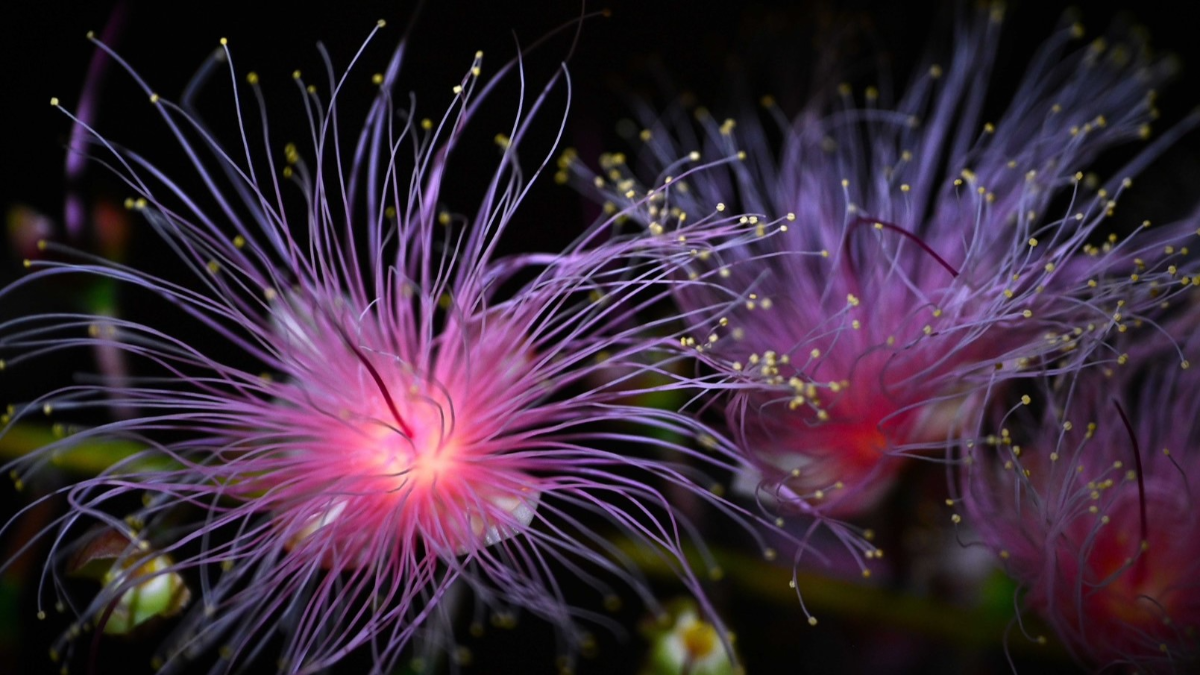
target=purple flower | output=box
[1,20,776,673]
[963,323,1200,671]
[569,8,1199,521]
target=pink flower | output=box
[964,325,1200,671]
[1,19,777,673]
[569,8,1199,521]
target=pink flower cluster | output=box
[4,4,1200,673]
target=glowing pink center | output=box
[264,305,542,565]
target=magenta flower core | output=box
[245,293,544,562]
[570,8,1198,519]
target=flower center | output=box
[1074,491,1199,656]
[283,392,540,562]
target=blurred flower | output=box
[568,6,1199,525]
[5,205,55,262]
[639,598,736,675]
[66,526,190,636]
[1,18,779,674]
[963,325,1200,671]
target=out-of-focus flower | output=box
[1,18,780,674]
[66,526,191,636]
[639,598,736,675]
[5,206,56,262]
[568,6,1199,526]
[963,324,1200,671]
